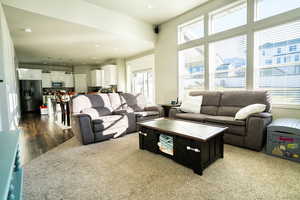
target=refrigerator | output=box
[20,80,43,113]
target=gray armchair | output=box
[71,93,163,145]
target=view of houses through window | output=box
[210,35,247,90]
[178,0,300,104]
[178,46,204,97]
[255,20,300,104]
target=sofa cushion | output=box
[235,104,266,120]
[135,111,159,117]
[137,115,160,122]
[180,95,203,113]
[201,106,218,116]
[219,91,271,111]
[108,93,124,111]
[189,91,221,106]
[174,113,210,122]
[82,107,112,120]
[189,91,221,116]
[121,93,146,112]
[92,115,128,132]
[205,121,246,136]
[205,115,246,126]
[71,94,112,114]
[217,106,241,117]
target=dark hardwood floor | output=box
[19,113,74,165]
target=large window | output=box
[255,0,300,21]
[177,0,300,105]
[254,20,300,104]
[178,46,205,96]
[209,0,247,34]
[131,70,154,105]
[210,35,247,90]
[178,17,204,44]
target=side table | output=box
[160,104,180,117]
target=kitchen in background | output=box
[17,64,120,128]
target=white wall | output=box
[155,0,300,119]
[0,3,20,131]
[116,58,126,92]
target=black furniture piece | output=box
[160,104,180,117]
[138,118,228,175]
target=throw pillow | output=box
[234,104,266,120]
[180,95,203,113]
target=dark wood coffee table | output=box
[137,118,228,175]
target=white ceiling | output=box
[4,6,154,65]
[3,0,210,66]
[84,0,210,24]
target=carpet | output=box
[23,134,300,200]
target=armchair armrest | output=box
[249,112,272,118]
[112,110,128,115]
[144,106,164,117]
[245,115,272,151]
[71,114,94,145]
[169,107,182,119]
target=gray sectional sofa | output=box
[170,91,273,151]
[71,93,163,145]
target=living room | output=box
[1,0,300,200]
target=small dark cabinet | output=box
[139,127,159,154]
[174,137,202,172]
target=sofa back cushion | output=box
[120,93,146,112]
[218,91,271,117]
[71,94,112,114]
[108,93,125,111]
[189,91,221,115]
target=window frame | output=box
[177,16,204,45]
[177,0,300,106]
[254,0,300,21]
[209,0,247,35]
[209,34,248,91]
[178,45,205,97]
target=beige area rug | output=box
[23,134,300,200]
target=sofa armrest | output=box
[112,110,128,115]
[245,116,272,151]
[169,107,182,119]
[144,106,164,117]
[249,112,272,118]
[72,114,95,145]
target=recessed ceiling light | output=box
[147,4,153,9]
[24,28,32,33]
[95,44,100,47]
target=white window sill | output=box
[272,104,300,110]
